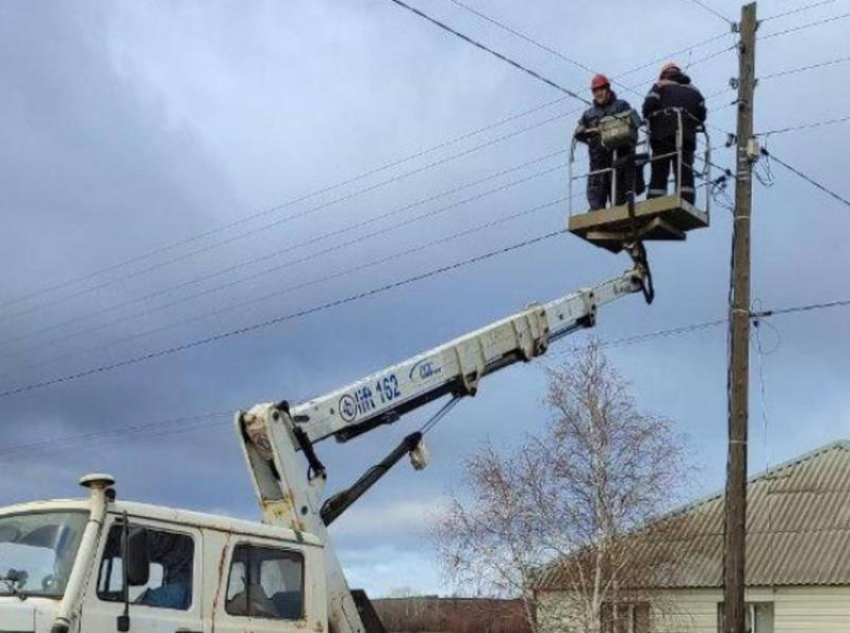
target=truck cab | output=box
[0,475,328,633]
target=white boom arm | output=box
[236,266,644,633]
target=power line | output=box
[690,43,738,68]
[0,28,732,323]
[761,54,850,81]
[1,89,737,376]
[586,318,726,351]
[705,86,736,101]
[553,295,850,361]
[3,87,737,370]
[0,150,566,354]
[0,318,732,457]
[4,133,734,364]
[0,28,736,366]
[614,31,731,79]
[0,94,570,313]
[760,11,850,40]
[752,298,850,318]
[0,109,575,327]
[442,0,597,76]
[0,193,569,385]
[0,228,567,400]
[2,62,738,348]
[0,410,234,459]
[762,0,842,22]
[385,0,591,103]
[6,294,849,456]
[440,0,642,99]
[681,0,734,25]
[761,148,850,209]
[3,106,735,391]
[756,114,850,137]
[1,418,234,463]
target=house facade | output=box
[535,441,850,633]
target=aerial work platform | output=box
[568,194,709,253]
[568,106,713,254]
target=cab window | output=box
[97,524,194,611]
[225,544,304,620]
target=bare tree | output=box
[433,343,687,633]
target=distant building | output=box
[535,440,850,633]
[373,596,531,633]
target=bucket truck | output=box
[0,262,650,633]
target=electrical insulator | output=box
[747,137,761,163]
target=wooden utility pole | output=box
[724,3,757,633]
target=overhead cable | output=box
[0,110,575,327]
[0,418,234,462]
[762,0,841,22]
[595,318,726,350]
[0,319,741,457]
[0,94,568,313]
[4,136,735,363]
[681,0,734,25]
[761,55,850,81]
[760,11,850,40]
[4,90,737,371]
[0,410,234,459]
[751,298,850,318]
[441,0,642,98]
[0,228,567,400]
[614,31,730,79]
[1,194,568,383]
[5,295,850,456]
[0,150,566,353]
[0,28,732,319]
[385,0,591,103]
[756,114,850,137]
[442,0,597,76]
[761,148,850,209]
[4,59,738,343]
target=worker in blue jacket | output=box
[575,74,642,211]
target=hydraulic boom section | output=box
[235,265,645,633]
[290,266,644,445]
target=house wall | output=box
[537,586,850,633]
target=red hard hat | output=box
[591,74,610,90]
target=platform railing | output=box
[568,107,712,219]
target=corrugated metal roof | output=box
[537,440,850,590]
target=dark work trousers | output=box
[586,159,635,211]
[648,138,696,204]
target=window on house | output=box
[717,602,774,633]
[225,543,304,620]
[97,524,194,611]
[601,602,650,633]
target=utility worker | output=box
[642,62,707,204]
[574,74,642,211]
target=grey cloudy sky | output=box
[0,0,848,596]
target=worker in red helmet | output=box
[642,62,707,204]
[575,74,642,210]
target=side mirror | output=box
[123,526,150,587]
[118,522,149,632]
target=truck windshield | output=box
[0,511,88,598]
